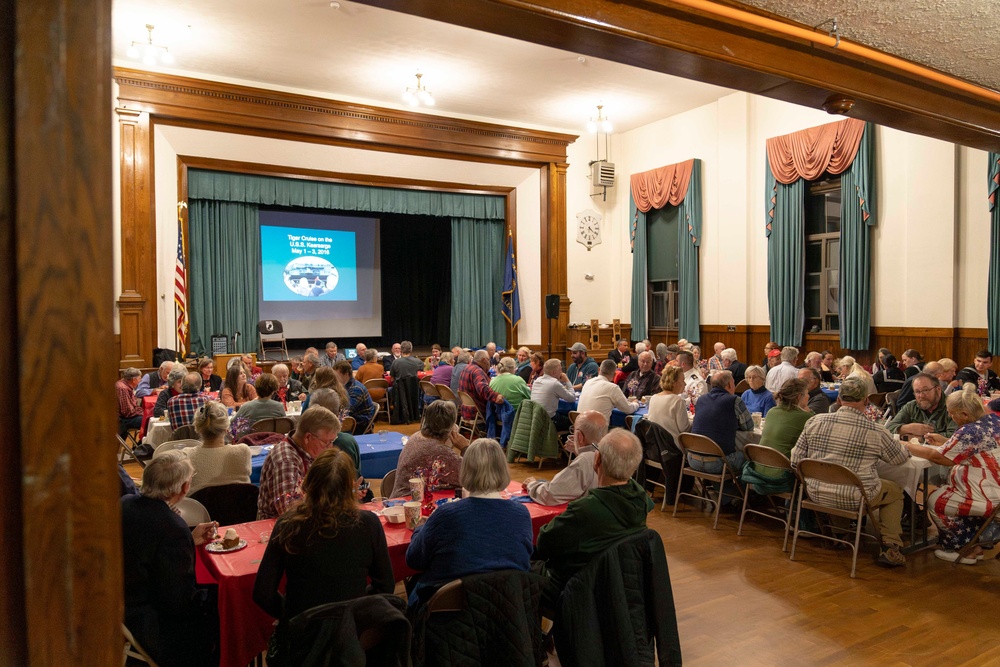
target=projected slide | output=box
[260,226,357,301]
[258,210,381,339]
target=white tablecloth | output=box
[877,456,934,499]
[145,408,302,449]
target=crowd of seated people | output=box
[117,335,1000,665]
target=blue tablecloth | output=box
[820,385,840,402]
[250,432,407,484]
[556,400,648,428]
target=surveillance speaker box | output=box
[591,161,615,188]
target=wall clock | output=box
[576,209,602,251]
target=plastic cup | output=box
[259,531,270,544]
[378,429,387,442]
[371,496,386,515]
[403,501,421,530]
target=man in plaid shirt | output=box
[257,406,341,519]
[791,376,911,567]
[458,350,504,421]
[166,372,207,430]
[117,367,143,436]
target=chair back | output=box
[365,378,389,392]
[885,390,901,417]
[122,623,158,666]
[796,459,866,491]
[189,483,259,526]
[381,469,396,498]
[257,319,284,335]
[236,431,285,446]
[678,432,725,457]
[152,440,198,458]
[742,444,793,473]
[568,410,579,425]
[426,578,466,613]
[435,384,458,402]
[457,390,478,409]
[284,595,410,665]
[251,416,294,434]
[867,392,887,409]
[363,405,379,434]
[734,379,751,394]
[173,497,211,527]
[420,380,440,398]
[169,424,198,440]
[340,416,356,434]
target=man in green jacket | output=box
[886,372,957,446]
[534,428,653,592]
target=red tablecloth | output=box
[196,481,566,667]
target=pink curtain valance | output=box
[630,158,695,212]
[766,117,865,184]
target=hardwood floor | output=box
[125,430,999,665]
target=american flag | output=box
[175,202,189,356]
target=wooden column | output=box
[116,106,156,368]
[1,0,121,664]
[540,162,571,363]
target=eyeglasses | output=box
[913,387,938,395]
[307,431,336,448]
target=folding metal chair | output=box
[737,445,799,551]
[250,417,294,435]
[674,433,745,529]
[457,390,484,440]
[955,504,1000,566]
[364,378,390,423]
[258,319,288,361]
[790,459,883,578]
[122,623,158,665]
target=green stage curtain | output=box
[839,123,877,350]
[677,159,702,343]
[450,218,505,348]
[989,152,1000,355]
[187,200,261,356]
[765,168,805,346]
[188,169,505,220]
[629,194,649,340]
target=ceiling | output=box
[111,0,998,135]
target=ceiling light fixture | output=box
[126,24,174,66]
[402,72,434,107]
[586,104,612,133]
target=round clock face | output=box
[576,210,602,249]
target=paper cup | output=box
[403,501,421,530]
[409,477,424,502]
[751,412,762,428]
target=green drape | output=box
[765,168,805,346]
[629,194,649,340]
[677,159,702,342]
[188,169,505,220]
[450,218,505,347]
[839,123,877,350]
[989,152,1000,355]
[188,200,261,355]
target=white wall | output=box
[133,123,540,348]
[569,90,990,333]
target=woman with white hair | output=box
[839,355,877,398]
[153,365,188,417]
[121,451,219,666]
[489,356,532,410]
[404,438,532,609]
[905,384,1000,564]
[740,365,776,416]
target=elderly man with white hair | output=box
[720,348,747,384]
[271,363,306,404]
[621,350,660,400]
[765,346,801,392]
[522,410,609,505]
[578,359,639,422]
[135,360,175,398]
[351,343,367,371]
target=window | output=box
[646,206,679,329]
[805,178,841,333]
[650,280,679,328]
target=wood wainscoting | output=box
[595,325,989,369]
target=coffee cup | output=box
[751,412,762,428]
[409,477,424,502]
[403,501,421,530]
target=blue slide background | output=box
[260,225,358,301]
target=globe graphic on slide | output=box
[282,256,339,297]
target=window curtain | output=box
[188,200,261,355]
[989,152,1000,355]
[629,195,649,339]
[450,218,505,348]
[838,124,877,349]
[187,169,505,351]
[630,158,699,341]
[765,117,871,347]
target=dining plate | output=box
[205,538,248,553]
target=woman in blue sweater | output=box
[741,365,777,416]
[405,438,533,609]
